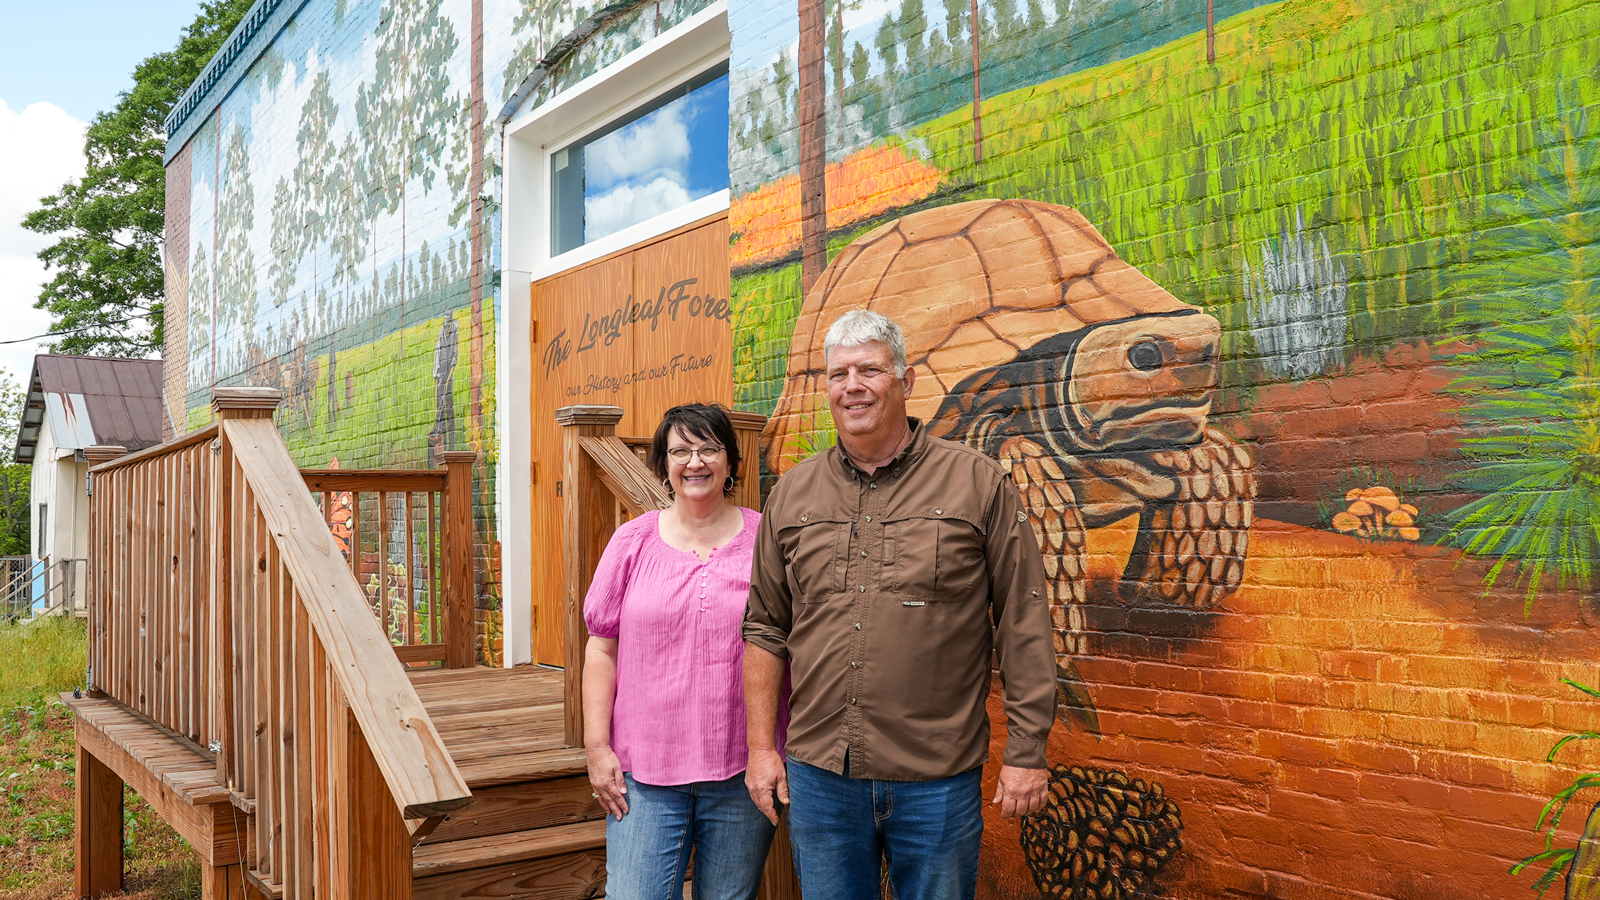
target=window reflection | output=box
[551,64,730,255]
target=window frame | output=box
[546,60,731,258]
[503,3,732,281]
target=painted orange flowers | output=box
[730,143,945,268]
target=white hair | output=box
[823,310,907,376]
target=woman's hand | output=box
[586,746,629,819]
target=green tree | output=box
[0,375,30,556]
[355,0,463,311]
[875,14,899,71]
[21,0,253,357]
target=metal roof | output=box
[13,355,166,464]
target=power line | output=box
[0,319,148,347]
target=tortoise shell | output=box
[763,198,1197,474]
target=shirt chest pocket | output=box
[883,510,987,602]
[776,514,850,603]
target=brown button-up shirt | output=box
[744,419,1057,781]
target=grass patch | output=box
[0,618,202,899]
[0,617,88,712]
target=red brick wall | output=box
[980,518,1600,899]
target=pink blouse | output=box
[584,507,780,786]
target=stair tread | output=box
[454,745,588,788]
[412,820,606,877]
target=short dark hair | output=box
[647,403,742,497]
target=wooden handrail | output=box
[577,435,671,517]
[300,456,476,668]
[221,417,472,817]
[84,387,477,895]
[87,425,216,473]
[301,469,448,491]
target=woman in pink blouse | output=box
[583,403,775,899]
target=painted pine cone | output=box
[1019,765,1183,899]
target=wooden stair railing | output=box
[84,388,473,898]
[557,404,798,900]
[300,450,477,668]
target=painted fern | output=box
[1444,98,1600,610]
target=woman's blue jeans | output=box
[785,757,985,900]
[605,772,776,900]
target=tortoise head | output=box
[1066,310,1220,452]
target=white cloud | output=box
[585,105,691,192]
[584,174,693,241]
[0,97,86,387]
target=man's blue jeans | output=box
[785,757,985,900]
[605,772,776,900]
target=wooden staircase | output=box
[408,665,605,899]
[67,389,796,899]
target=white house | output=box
[12,355,166,613]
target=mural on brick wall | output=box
[730,0,1600,896]
[178,0,484,460]
[171,0,506,629]
[170,0,726,624]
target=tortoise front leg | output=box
[1120,428,1255,607]
[998,436,1099,733]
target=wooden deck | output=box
[408,665,607,900]
[70,666,609,899]
[68,392,795,899]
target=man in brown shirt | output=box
[744,310,1057,899]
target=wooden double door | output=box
[527,213,735,665]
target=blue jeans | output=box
[785,757,984,900]
[605,772,776,900]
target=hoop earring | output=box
[662,478,673,497]
[723,476,735,492]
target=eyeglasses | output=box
[667,445,725,463]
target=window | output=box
[550,63,730,255]
[37,504,47,558]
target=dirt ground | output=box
[0,698,201,900]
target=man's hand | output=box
[585,746,629,819]
[992,764,1048,818]
[745,748,790,825]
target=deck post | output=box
[556,405,625,748]
[74,744,123,898]
[437,450,479,668]
[209,388,283,793]
[725,411,768,512]
[201,864,248,899]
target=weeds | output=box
[0,618,201,899]
[1512,678,1600,896]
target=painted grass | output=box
[731,0,1600,414]
[913,0,1599,388]
[188,303,499,471]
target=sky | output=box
[0,1,207,388]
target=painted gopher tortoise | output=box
[762,199,1255,725]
